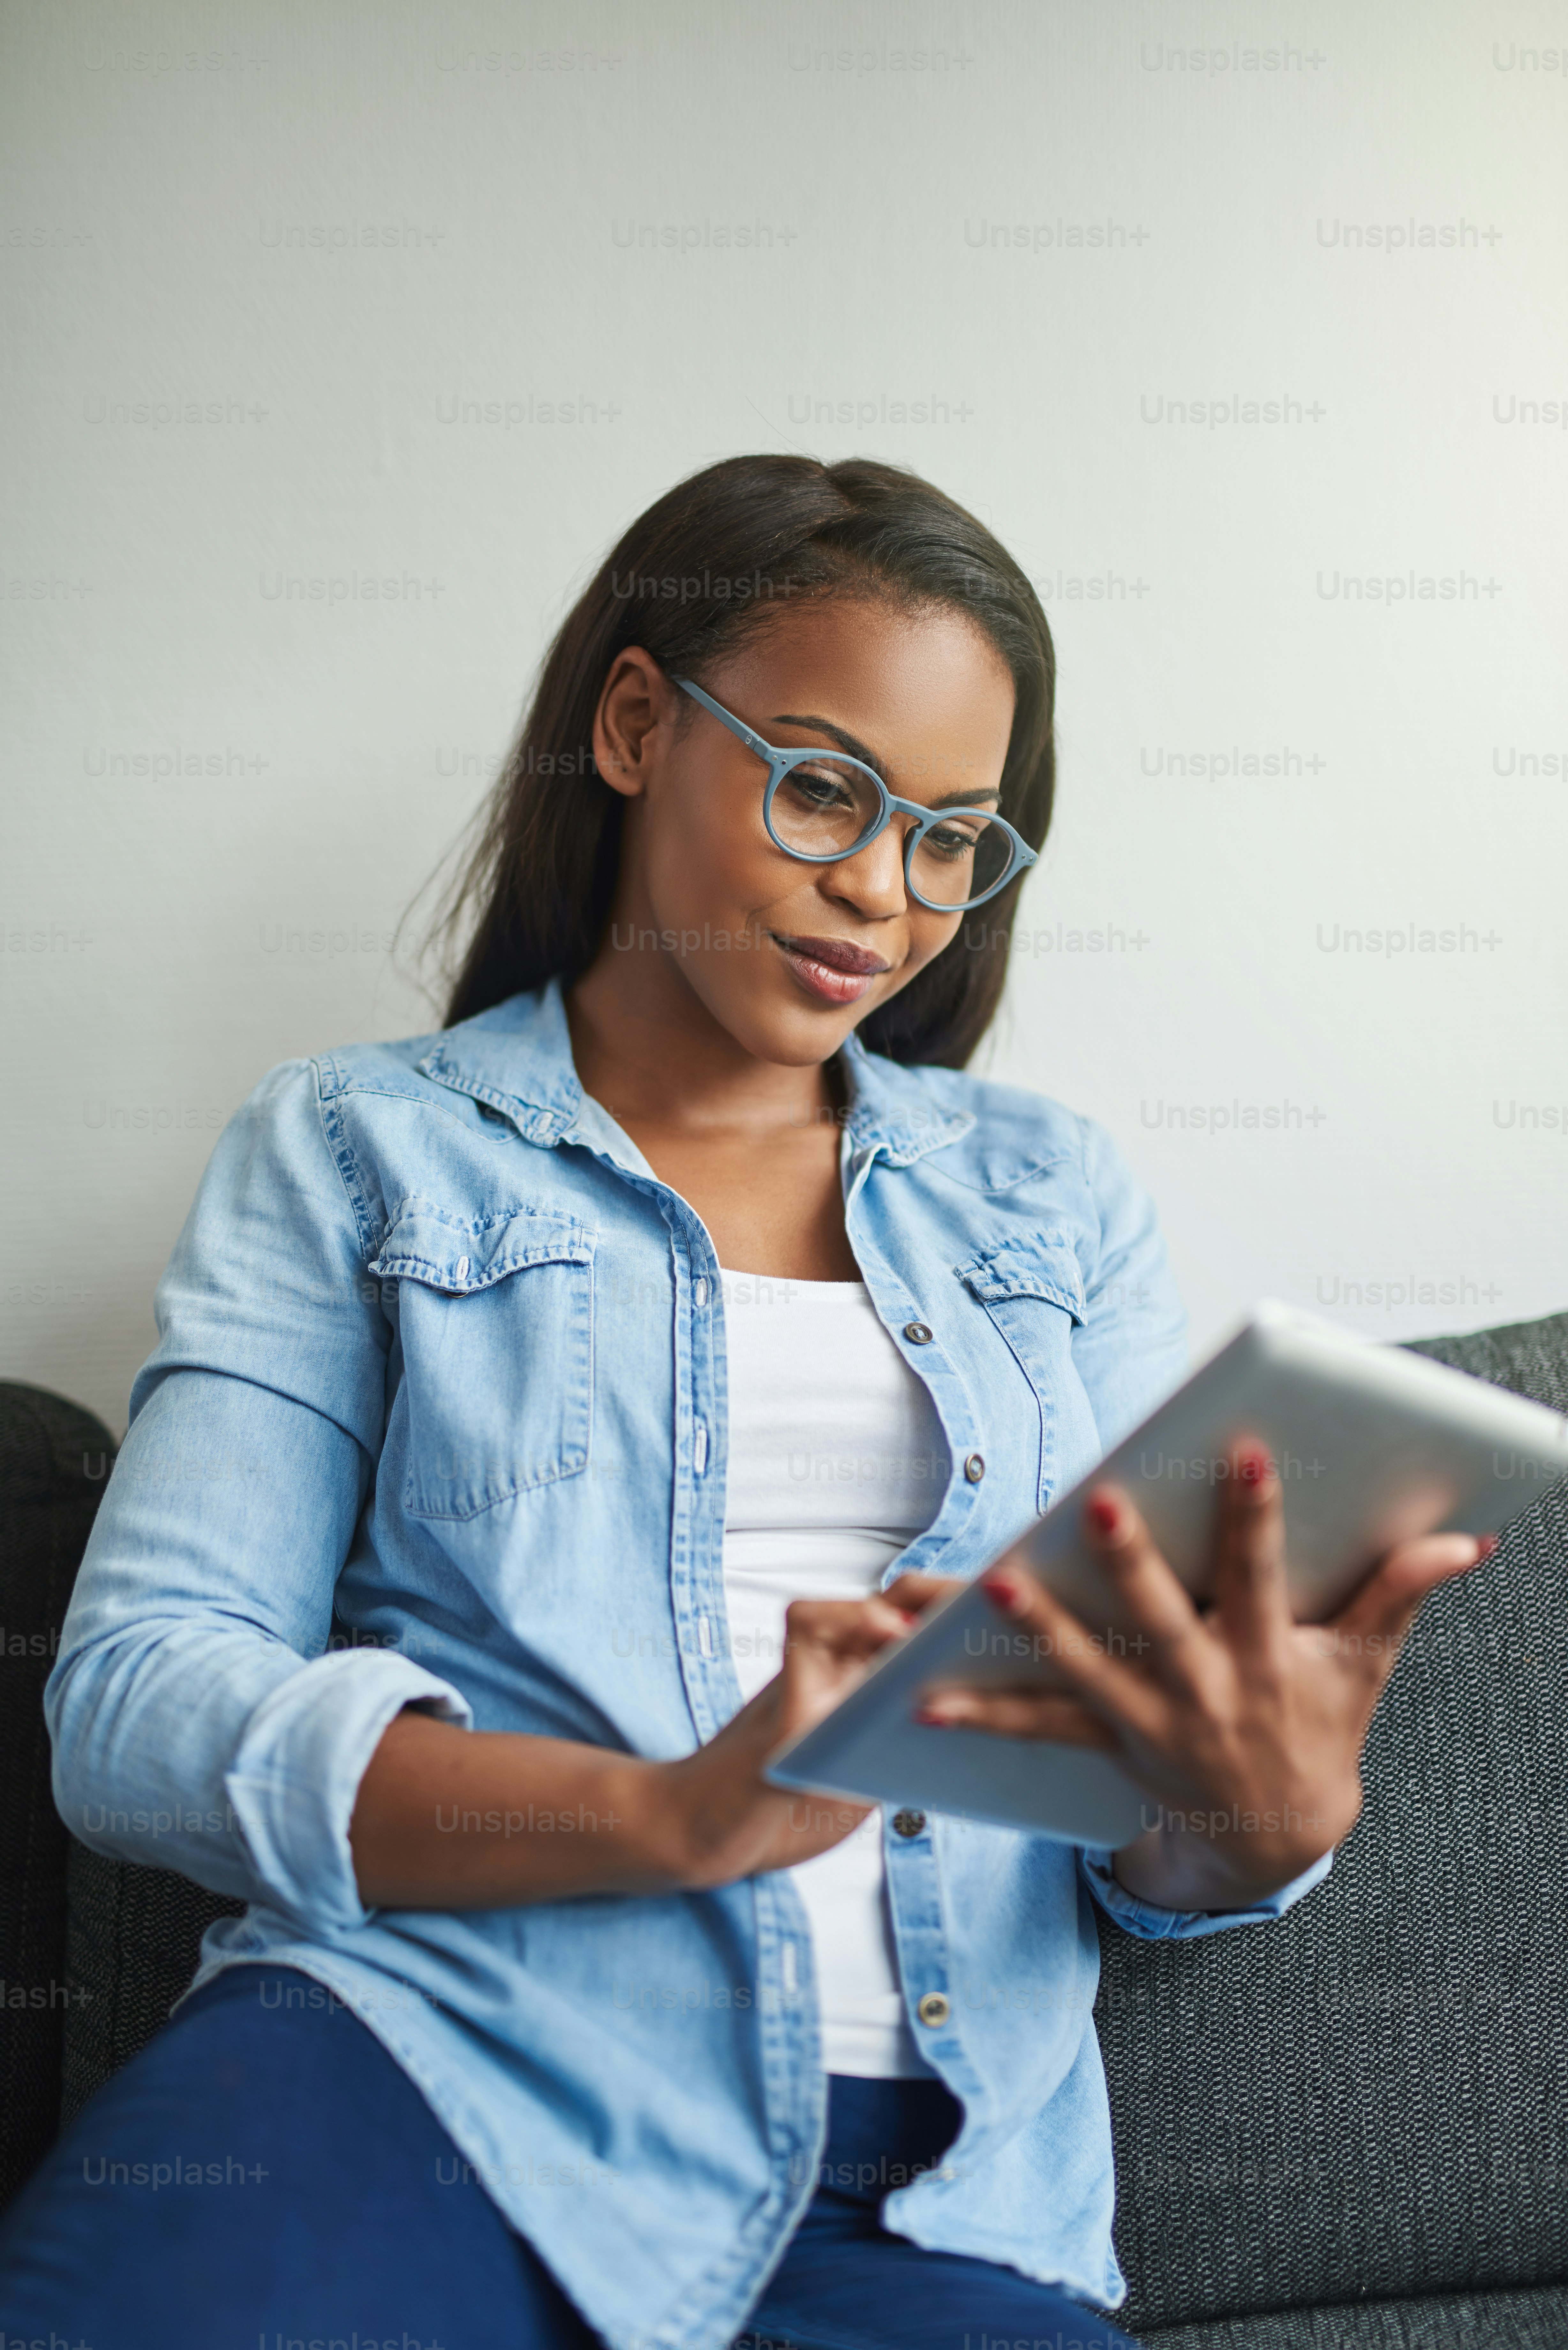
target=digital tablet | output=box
[764,1300,1568,1848]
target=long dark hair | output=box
[433,453,1055,1067]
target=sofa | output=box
[3,1312,1568,2347]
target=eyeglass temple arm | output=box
[672,676,774,762]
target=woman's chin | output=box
[718,990,868,1070]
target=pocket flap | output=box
[955,1233,1087,1324]
[368,1199,596,1295]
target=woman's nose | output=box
[823,819,912,915]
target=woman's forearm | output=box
[351,1588,936,1910]
[348,1709,691,1909]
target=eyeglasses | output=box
[672,676,1037,913]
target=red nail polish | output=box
[982,1572,1029,1616]
[1238,1445,1272,1488]
[1087,1496,1119,1536]
[1476,1533,1499,1559]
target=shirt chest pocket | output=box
[369,1201,596,1521]
[954,1233,1086,1515]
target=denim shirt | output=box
[47,978,1330,2347]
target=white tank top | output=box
[718,1267,949,2076]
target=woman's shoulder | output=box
[204,993,578,1260]
[255,987,571,1131]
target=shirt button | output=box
[892,1809,926,1839]
[694,1276,709,1309]
[903,1321,933,1345]
[916,1991,951,2028]
[454,1257,471,1283]
[964,1453,985,1483]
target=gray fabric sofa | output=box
[3,1310,1567,2344]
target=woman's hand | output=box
[660,1573,958,1888]
[914,1438,1496,1913]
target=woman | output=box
[0,455,1488,2350]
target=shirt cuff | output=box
[1077,1841,1334,1940]
[223,1646,473,1935]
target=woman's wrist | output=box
[648,1741,765,1891]
[500,1747,758,1898]
[1108,1813,1343,1913]
[614,1753,720,1890]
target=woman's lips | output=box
[770,932,892,1006]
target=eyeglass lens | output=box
[770,756,1012,908]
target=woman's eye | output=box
[925,821,981,860]
[789,767,857,807]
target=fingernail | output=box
[1087,1495,1119,1537]
[1476,1533,1499,1559]
[1238,1444,1272,1488]
[982,1571,1029,1616]
[915,1699,960,1726]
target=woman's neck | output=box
[564,951,840,1142]
[562,964,859,1282]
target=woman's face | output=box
[591,597,1018,1068]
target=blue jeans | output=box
[0,1965,1141,2350]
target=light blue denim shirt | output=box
[47,977,1330,2347]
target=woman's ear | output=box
[592,648,675,801]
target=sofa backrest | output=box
[1098,1311,1568,2336]
[0,1384,241,2209]
[0,1384,116,2202]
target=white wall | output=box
[4,0,1566,1437]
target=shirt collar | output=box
[836,1027,976,1167]
[417,977,975,1169]
[415,979,584,1146]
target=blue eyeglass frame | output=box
[672,675,1037,913]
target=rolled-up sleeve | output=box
[44,1056,470,1937]
[1077,1842,1334,1939]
